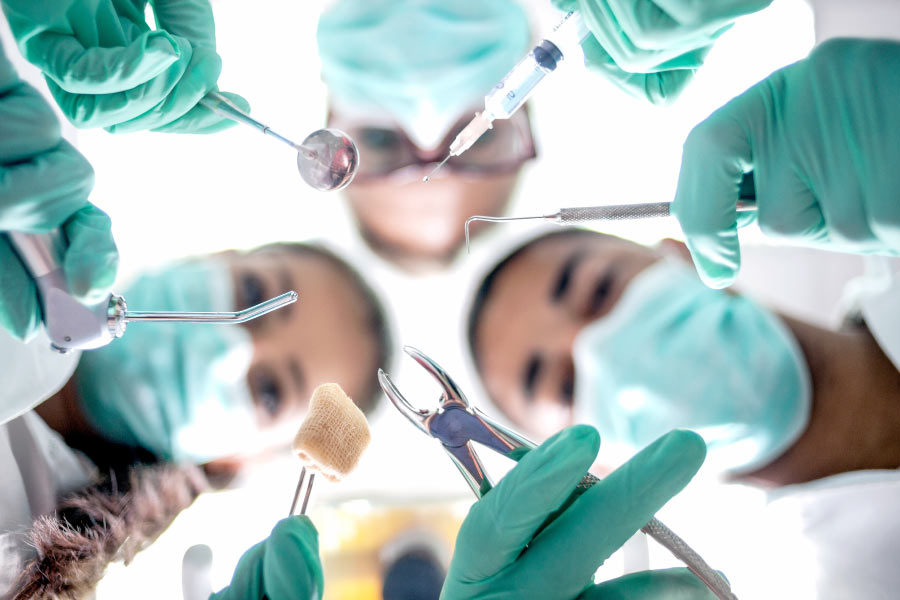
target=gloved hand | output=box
[1,0,249,133]
[552,0,771,104]
[672,39,900,289]
[441,425,713,599]
[0,41,118,340]
[210,516,324,600]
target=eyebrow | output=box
[522,353,542,401]
[550,251,585,303]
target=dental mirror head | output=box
[297,128,359,192]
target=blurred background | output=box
[4,0,897,597]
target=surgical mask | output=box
[573,259,811,473]
[317,0,531,149]
[75,259,257,463]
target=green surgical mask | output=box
[573,258,811,473]
[75,258,256,463]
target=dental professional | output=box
[466,227,900,597]
[317,0,536,272]
[0,37,330,599]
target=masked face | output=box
[472,231,658,440]
[75,259,257,463]
[573,258,811,473]
[75,247,382,463]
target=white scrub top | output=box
[762,470,900,600]
[0,330,95,600]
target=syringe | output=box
[424,11,589,182]
[465,173,758,251]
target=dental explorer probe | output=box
[8,231,297,353]
[424,11,589,182]
[465,172,758,251]
[199,92,359,192]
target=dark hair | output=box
[13,463,207,600]
[467,228,596,373]
[257,242,393,414]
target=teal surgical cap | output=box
[317,0,531,149]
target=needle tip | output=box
[423,154,451,183]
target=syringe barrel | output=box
[557,202,673,223]
[484,40,562,121]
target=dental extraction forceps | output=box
[379,347,738,600]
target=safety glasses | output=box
[328,107,536,183]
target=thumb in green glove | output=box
[441,425,709,599]
[211,516,324,600]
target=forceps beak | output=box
[402,346,470,408]
[378,368,431,436]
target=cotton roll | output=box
[292,383,371,482]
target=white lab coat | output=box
[0,330,95,600]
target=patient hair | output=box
[13,463,207,600]
[467,229,597,372]
[255,242,394,415]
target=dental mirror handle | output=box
[200,91,313,157]
[7,231,125,353]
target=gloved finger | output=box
[515,430,706,593]
[606,0,738,48]
[208,540,267,600]
[263,516,324,600]
[47,38,193,129]
[671,80,765,288]
[25,29,181,95]
[552,0,578,12]
[576,0,709,72]
[105,43,222,133]
[654,0,774,29]
[452,425,600,579]
[150,90,248,134]
[151,0,218,49]
[61,205,119,304]
[758,164,828,244]
[0,236,41,341]
[0,79,62,163]
[0,139,94,232]
[578,568,718,599]
[582,38,696,105]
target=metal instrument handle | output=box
[7,231,123,352]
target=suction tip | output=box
[292,383,371,482]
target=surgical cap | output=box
[317,0,531,149]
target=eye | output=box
[359,127,402,150]
[252,370,282,419]
[586,272,615,319]
[561,372,574,407]
[240,273,266,308]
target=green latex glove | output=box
[552,0,771,104]
[672,39,900,289]
[210,516,324,600]
[0,40,118,340]
[1,0,249,134]
[441,425,710,600]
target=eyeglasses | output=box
[328,107,536,183]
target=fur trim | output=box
[12,464,208,600]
